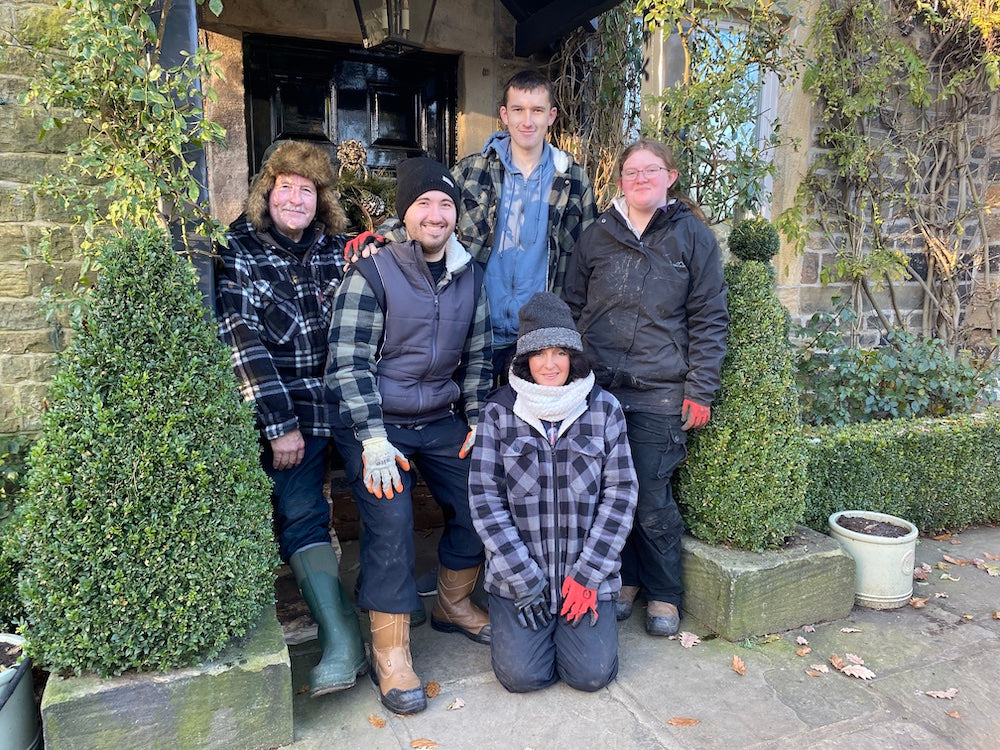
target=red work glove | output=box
[681,399,710,431]
[344,231,386,262]
[560,576,598,627]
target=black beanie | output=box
[516,292,583,355]
[395,157,461,220]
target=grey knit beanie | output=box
[516,292,583,355]
[395,156,461,220]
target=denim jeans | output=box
[332,414,484,613]
[262,435,333,562]
[619,411,687,607]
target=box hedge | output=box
[803,410,1000,533]
[17,226,277,676]
[677,220,807,550]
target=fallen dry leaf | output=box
[796,636,809,645]
[411,740,438,749]
[424,680,441,699]
[295,685,309,695]
[985,565,1000,578]
[934,592,949,598]
[369,714,386,728]
[829,654,847,670]
[446,698,465,711]
[940,573,961,581]
[949,538,962,545]
[946,711,961,719]
[841,664,876,680]
[925,688,959,700]
[731,654,747,675]
[845,653,864,665]
[802,625,816,633]
[913,567,928,581]
[943,555,968,566]
[983,552,1000,561]
[932,533,952,541]
[993,611,1000,620]
[795,646,812,657]
[936,561,951,570]
[760,634,782,644]
[805,669,824,677]
[679,631,700,648]
[667,717,701,727]
[810,663,830,673]
[909,597,928,608]
[840,627,862,633]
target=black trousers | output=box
[488,593,619,693]
[619,412,688,607]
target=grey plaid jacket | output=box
[469,384,638,612]
[215,215,347,439]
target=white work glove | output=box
[361,437,410,499]
[458,426,477,459]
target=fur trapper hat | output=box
[245,140,348,236]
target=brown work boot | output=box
[369,612,426,714]
[430,566,492,644]
[615,585,640,621]
[646,601,680,637]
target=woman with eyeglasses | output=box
[562,138,729,638]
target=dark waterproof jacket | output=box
[562,202,729,414]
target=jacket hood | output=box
[245,140,348,237]
[482,130,572,174]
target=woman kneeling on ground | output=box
[469,292,638,692]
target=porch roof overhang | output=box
[499,0,626,57]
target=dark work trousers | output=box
[332,414,484,614]
[619,412,688,608]
[488,593,619,693]
[492,343,516,388]
[262,434,332,563]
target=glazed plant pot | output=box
[828,510,918,610]
[0,633,41,750]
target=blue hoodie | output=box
[482,131,554,348]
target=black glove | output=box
[515,590,552,631]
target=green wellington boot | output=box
[289,545,368,697]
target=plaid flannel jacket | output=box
[469,384,638,612]
[215,215,347,439]
[326,236,492,442]
[378,144,597,296]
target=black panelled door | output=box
[244,34,457,177]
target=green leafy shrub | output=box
[727,217,781,263]
[18,227,276,676]
[677,223,807,550]
[0,435,32,632]
[796,306,998,426]
[803,411,1000,532]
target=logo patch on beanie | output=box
[442,175,455,188]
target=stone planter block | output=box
[681,525,856,641]
[40,608,292,750]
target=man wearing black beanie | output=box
[326,156,492,716]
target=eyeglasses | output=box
[621,166,671,181]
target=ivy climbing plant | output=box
[784,0,1000,352]
[19,0,227,293]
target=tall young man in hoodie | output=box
[349,70,597,381]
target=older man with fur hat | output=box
[326,156,492,715]
[215,140,366,698]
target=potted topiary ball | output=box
[677,217,807,550]
[17,225,277,677]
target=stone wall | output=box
[0,0,76,435]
